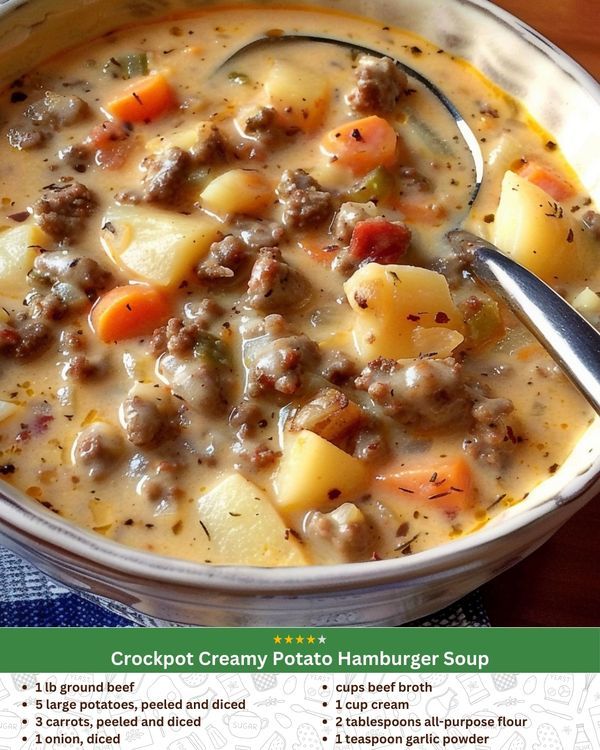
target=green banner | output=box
[0,628,598,673]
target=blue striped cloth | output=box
[0,545,489,627]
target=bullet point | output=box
[322,719,327,724]
[22,738,27,743]
[322,685,327,690]
[22,719,27,725]
[322,702,328,707]
[322,738,327,742]
[22,685,27,690]
[22,702,27,708]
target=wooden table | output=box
[480,0,600,626]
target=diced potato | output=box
[0,400,21,424]
[264,59,329,131]
[200,169,273,217]
[122,351,154,382]
[145,120,221,155]
[100,204,220,288]
[493,170,586,283]
[275,429,369,513]
[310,161,355,192]
[88,498,116,531]
[197,473,307,566]
[343,263,463,361]
[411,326,464,357]
[0,223,49,298]
[316,330,352,351]
[146,125,203,154]
[572,287,600,321]
[290,388,364,445]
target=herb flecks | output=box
[544,201,563,219]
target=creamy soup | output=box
[0,5,598,566]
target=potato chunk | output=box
[100,204,220,288]
[200,168,273,218]
[264,60,329,131]
[572,287,600,322]
[145,122,210,153]
[0,223,49,298]
[343,263,463,361]
[197,473,307,566]
[275,429,369,513]
[88,498,116,532]
[492,170,586,283]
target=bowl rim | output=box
[0,0,599,597]
[1,452,598,595]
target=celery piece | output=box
[121,53,149,79]
[104,53,148,80]
[194,332,229,367]
[346,166,395,203]
[466,299,504,347]
[228,71,250,85]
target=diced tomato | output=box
[349,218,411,264]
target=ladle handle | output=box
[462,234,600,414]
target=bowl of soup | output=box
[0,0,598,625]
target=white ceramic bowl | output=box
[0,0,599,626]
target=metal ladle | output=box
[218,32,484,208]
[448,231,600,415]
[220,35,600,414]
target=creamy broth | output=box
[0,5,597,566]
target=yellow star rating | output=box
[274,633,325,645]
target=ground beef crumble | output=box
[32,178,97,241]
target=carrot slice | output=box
[321,115,399,175]
[298,240,336,266]
[90,284,171,342]
[392,196,448,226]
[515,342,543,361]
[377,456,475,515]
[517,160,575,202]
[106,73,177,123]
